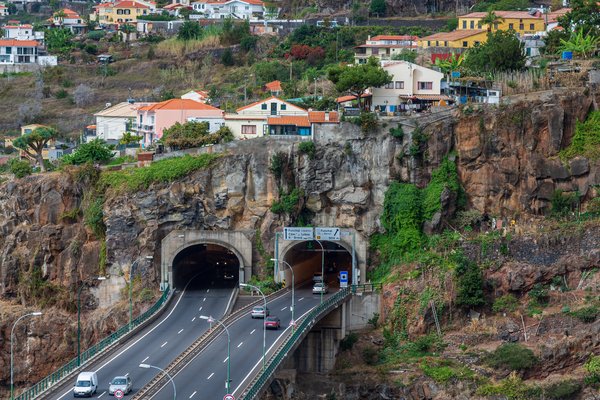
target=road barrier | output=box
[15,289,171,400]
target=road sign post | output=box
[224,394,235,400]
[315,227,340,241]
[283,227,314,241]
[114,389,124,399]
[340,271,348,288]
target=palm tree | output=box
[481,10,504,32]
[53,9,67,26]
[120,24,136,42]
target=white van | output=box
[73,371,98,398]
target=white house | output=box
[0,39,39,64]
[181,89,210,103]
[92,102,140,144]
[2,24,45,43]
[371,61,445,113]
[354,35,419,64]
[0,4,9,16]
[191,0,269,20]
[224,96,307,139]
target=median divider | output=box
[132,287,290,400]
[21,289,173,400]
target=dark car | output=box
[264,316,281,329]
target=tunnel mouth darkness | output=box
[172,243,240,289]
[282,240,352,288]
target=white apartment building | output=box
[2,24,45,43]
[92,102,140,144]
[191,0,269,20]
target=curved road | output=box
[148,287,334,399]
[45,276,235,400]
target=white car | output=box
[312,283,328,294]
[109,376,132,395]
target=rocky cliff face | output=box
[0,89,598,395]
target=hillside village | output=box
[0,0,600,399]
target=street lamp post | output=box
[11,312,42,400]
[271,258,295,332]
[200,316,231,394]
[240,283,266,370]
[314,239,325,304]
[139,363,176,400]
[129,256,153,331]
[77,276,106,366]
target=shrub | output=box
[486,343,537,371]
[271,187,303,214]
[570,306,599,323]
[389,124,404,139]
[543,380,581,400]
[529,283,549,306]
[84,197,105,238]
[340,332,358,351]
[55,89,69,99]
[362,347,379,365]
[493,294,519,313]
[585,355,600,385]
[298,141,316,159]
[478,372,540,400]
[358,112,378,134]
[9,159,32,178]
[421,360,474,383]
[455,257,485,308]
[551,190,579,216]
[87,30,105,41]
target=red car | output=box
[264,316,281,329]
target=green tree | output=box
[434,53,464,74]
[53,9,67,26]
[221,48,234,66]
[455,256,485,308]
[60,139,114,165]
[480,10,504,32]
[161,122,233,149]
[558,29,599,58]
[120,23,136,42]
[177,20,202,40]
[45,28,74,55]
[327,57,392,110]
[463,30,525,74]
[559,0,600,36]
[119,131,143,146]
[12,127,59,172]
[369,0,386,16]
[7,3,17,14]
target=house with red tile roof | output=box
[91,0,154,26]
[181,89,210,103]
[0,39,57,67]
[264,80,282,96]
[2,23,45,43]
[135,98,224,145]
[0,4,8,17]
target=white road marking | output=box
[199,306,202,311]
[97,391,106,398]
[237,342,243,348]
[298,297,304,301]
[192,317,196,322]
[207,373,214,380]
[281,307,287,311]
[178,329,184,334]
[189,391,197,398]
[206,289,210,293]
[203,298,206,302]
[125,373,129,377]
[53,278,197,400]
[161,341,168,348]
[250,329,256,335]
[223,356,229,363]
[142,356,149,363]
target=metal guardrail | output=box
[132,288,289,400]
[15,289,171,400]
[240,287,353,400]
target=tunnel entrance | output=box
[280,240,353,289]
[172,243,240,289]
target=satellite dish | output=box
[105,102,112,108]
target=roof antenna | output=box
[127,87,135,104]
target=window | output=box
[509,23,514,30]
[261,103,267,110]
[519,23,524,30]
[462,41,468,47]
[462,20,466,29]
[474,41,480,45]
[427,40,431,46]
[384,82,394,89]
[435,40,439,46]
[395,81,404,89]
[529,23,534,30]
[418,82,433,90]
[281,104,287,110]
[444,41,448,47]
[494,23,499,30]
[5,46,11,54]
[242,125,256,135]
[477,22,482,28]
[470,20,474,29]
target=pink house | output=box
[136,98,224,145]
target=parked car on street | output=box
[313,282,329,294]
[251,305,270,318]
[108,375,132,395]
[264,316,281,329]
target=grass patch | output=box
[100,153,220,193]
[106,155,135,166]
[570,305,599,323]
[559,111,600,161]
[478,372,541,400]
[492,294,519,313]
[420,359,475,383]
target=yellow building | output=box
[419,30,488,49]
[458,11,546,36]
[92,0,151,25]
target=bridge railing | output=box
[241,287,353,400]
[15,289,171,400]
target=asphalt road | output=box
[46,275,235,400]
[148,287,334,400]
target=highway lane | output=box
[46,275,234,400]
[150,287,333,399]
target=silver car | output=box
[313,283,329,294]
[109,376,132,396]
[251,306,270,319]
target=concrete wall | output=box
[160,230,252,289]
[344,291,381,331]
